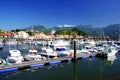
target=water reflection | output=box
[73,61,77,80]
[99,54,117,65]
[107,56,117,64]
[1,44,120,80]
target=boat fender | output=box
[69,53,73,57]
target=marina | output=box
[0,54,120,80]
[0,40,119,80]
[1,0,120,80]
[0,49,97,75]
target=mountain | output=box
[24,25,51,34]
[21,24,120,40]
[54,24,120,40]
[54,24,98,36]
[76,25,98,36]
[102,24,120,40]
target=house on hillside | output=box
[34,32,46,39]
[0,30,14,38]
[14,31,29,39]
[28,32,55,40]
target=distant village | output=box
[0,27,112,44]
[0,29,84,41]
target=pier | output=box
[0,52,97,75]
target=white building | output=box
[14,31,29,39]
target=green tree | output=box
[11,29,25,32]
[27,32,34,36]
[55,28,87,36]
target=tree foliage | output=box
[25,25,51,34]
[11,29,25,32]
[55,28,87,36]
[0,29,4,33]
[27,32,34,36]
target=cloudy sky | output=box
[0,0,120,30]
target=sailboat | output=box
[7,31,24,63]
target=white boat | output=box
[70,48,90,54]
[107,55,117,62]
[115,44,120,52]
[55,47,71,57]
[98,46,117,58]
[24,48,42,61]
[39,47,57,58]
[0,41,3,49]
[0,58,3,64]
[7,50,24,63]
[106,46,118,57]
[0,44,3,49]
[50,39,70,48]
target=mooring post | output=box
[74,40,76,60]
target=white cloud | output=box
[63,24,75,27]
[56,25,63,27]
[56,24,75,28]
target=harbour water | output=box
[0,44,120,80]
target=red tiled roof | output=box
[0,33,14,36]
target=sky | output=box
[0,0,120,30]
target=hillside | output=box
[8,24,120,40]
[54,24,120,40]
[24,25,51,34]
[102,24,120,40]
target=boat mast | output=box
[31,26,34,49]
[8,31,11,50]
[118,25,120,41]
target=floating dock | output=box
[0,52,97,75]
